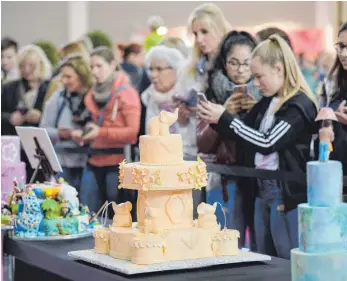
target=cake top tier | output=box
[140,109,183,165]
[307,160,343,207]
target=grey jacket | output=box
[39,90,88,168]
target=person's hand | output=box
[10,111,25,126]
[197,100,225,124]
[58,128,72,140]
[71,129,83,145]
[82,123,100,142]
[24,109,41,124]
[223,92,243,114]
[335,100,347,125]
[177,103,190,125]
[241,93,257,112]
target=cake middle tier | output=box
[136,189,194,231]
[139,134,183,165]
[119,161,207,191]
[298,203,347,253]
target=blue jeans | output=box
[227,183,256,251]
[80,164,135,216]
[254,197,298,259]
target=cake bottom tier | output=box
[291,248,347,281]
[298,203,347,253]
[108,225,239,265]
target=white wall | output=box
[1,1,338,47]
[1,1,68,47]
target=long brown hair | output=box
[328,22,347,101]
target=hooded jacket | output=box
[212,92,318,211]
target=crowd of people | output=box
[1,3,346,260]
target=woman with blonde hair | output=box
[186,3,231,90]
[1,44,52,179]
[40,54,93,191]
[198,35,318,259]
[44,39,91,102]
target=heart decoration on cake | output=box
[166,195,186,224]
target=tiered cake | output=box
[1,136,26,207]
[93,110,240,265]
[291,161,347,281]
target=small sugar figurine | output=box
[315,107,338,162]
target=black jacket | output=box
[213,92,318,211]
[319,85,347,176]
[1,79,50,136]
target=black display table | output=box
[4,234,291,281]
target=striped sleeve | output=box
[216,107,306,155]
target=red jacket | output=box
[84,72,141,167]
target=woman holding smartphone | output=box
[198,35,318,259]
[40,54,93,191]
[198,31,260,250]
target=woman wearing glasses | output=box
[319,22,347,195]
[141,45,197,159]
[198,31,260,251]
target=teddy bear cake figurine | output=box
[315,107,338,162]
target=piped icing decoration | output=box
[118,159,126,189]
[131,167,161,190]
[212,229,240,241]
[177,156,207,189]
[112,201,132,228]
[93,228,110,241]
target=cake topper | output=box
[315,107,338,162]
[148,108,179,136]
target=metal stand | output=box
[29,137,58,184]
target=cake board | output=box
[68,249,271,275]
[12,229,93,241]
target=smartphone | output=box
[233,84,248,96]
[197,92,208,103]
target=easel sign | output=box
[15,127,62,184]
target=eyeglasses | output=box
[147,66,172,73]
[334,42,347,52]
[227,60,251,70]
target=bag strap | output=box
[55,89,67,128]
[95,85,129,127]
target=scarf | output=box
[92,72,117,103]
[211,70,260,104]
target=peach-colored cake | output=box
[95,110,240,265]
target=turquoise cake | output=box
[291,160,347,281]
[307,161,343,206]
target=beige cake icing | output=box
[94,109,240,265]
[93,227,110,254]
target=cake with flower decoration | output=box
[1,136,26,210]
[3,178,99,237]
[291,108,347,281]
[93,109,240,265]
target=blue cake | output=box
[291,161,347,281]
[307,161,343,206]
[12,183,99,238]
